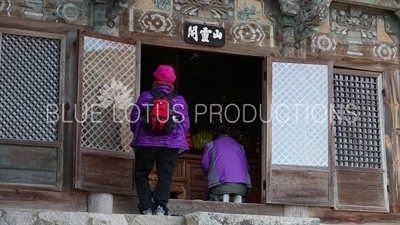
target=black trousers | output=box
[135,146,179,214]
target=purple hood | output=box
[130,85,190,153]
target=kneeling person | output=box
[201,128,252,203]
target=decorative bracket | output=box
[91,0,133,20]
[278,0,332,42]
[383,10,400,46]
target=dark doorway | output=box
[140,45,264,203]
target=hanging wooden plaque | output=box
[183,22,225,47]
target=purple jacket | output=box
[130,85,190,152]
[202,136,252,197]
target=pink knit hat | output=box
[153,65,176,83]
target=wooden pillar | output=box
[88,192,113,213]
[86,2,120,214]
[382,69,400,213]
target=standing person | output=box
[130,65,190,216]
[202,127,251,203]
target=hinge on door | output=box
[387,184,391,192]
[382,88,386,97]
[263,180,266,190]
[263,71,266,81]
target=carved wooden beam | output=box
[278,0,332,42]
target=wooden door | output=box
[74,30,141,195]
[332,69,389,212]
[247,161,262,203]
[262,56,335,207]
[185,160,207,200]
[0,28,68,191]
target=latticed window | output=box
[332,69,388,212]
[264,60,389,212]
[74,31,139,195]
[79,35,138,153]
[0,32,61,142]
[333,73,382,168]
[264,57,335,207]
[0,28,66,190]
[270,62,330,167]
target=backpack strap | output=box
[148,89,159,96]
[166,92,178,100]
[135,89,158,150]
[148,89,177,100]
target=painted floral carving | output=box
[237,3,260,22]
[373,44,397,60]
[236,0,271,23]
[56,3,85,22]
[173,0,234,19]
[330,8,377,39]
[311,34,336,52]
[152,0,171,11]
[231,23,265,45]
[139,12,175,35]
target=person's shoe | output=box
[141,208,153,215]
[154,206,165,216]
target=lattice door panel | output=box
[333,74,382,168]
[0,32,61,142]
[79,35,138,152]
[265,57,334,207]
[270,62,329,167]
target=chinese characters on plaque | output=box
[183,22,225,47]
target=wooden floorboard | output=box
[309,207,400,224]
[0,189,87,212]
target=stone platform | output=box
[0,209,320,225]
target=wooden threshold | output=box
[309,207,400,224]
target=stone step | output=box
[0,209,320,225]
[186,212,320,225]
